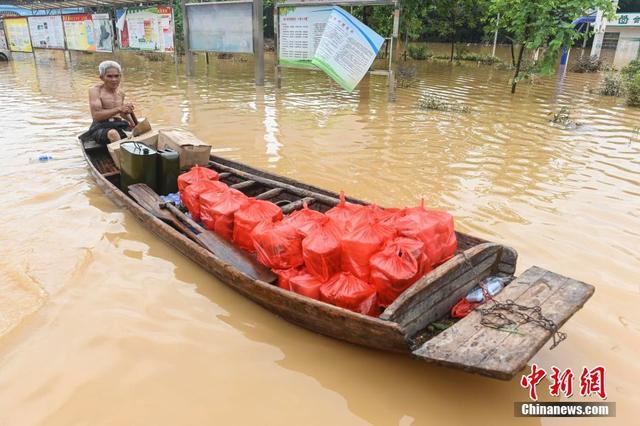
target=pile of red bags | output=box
[178,167,458,318]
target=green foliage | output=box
[600,72,624,96]
[434,52,504,65]
[171,0,184,55]
[548,107,575,126]
[621,59,640,81]
[407,44,431,60]
[626,74,640,107]
[418,95,471,113]
[572,55,605,73]
[490,0,615,92]
[397,64,417,87]
[598,61,640,103]
[427,0,489,40]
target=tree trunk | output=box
[510,42,516,66]
[511,43,526,94]
[450,38,455,62]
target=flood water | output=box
[0,45,638,425]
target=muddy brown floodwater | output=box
[0,45,638,425]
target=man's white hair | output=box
[99,60,122,77]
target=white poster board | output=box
[116,6,174,52]
[311,7,384,92]
[278,6,332,68]
[186,1,253,53]
[28,15,65,49]
[92,14,114,52]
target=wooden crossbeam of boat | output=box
[230,180,256,190]
[255,188,284,200]
[281,197,315,215]
[209,160,340,208]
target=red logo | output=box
[580,366,607,399]
[549,366,574,398]
[520,363,546,401]
[521,364,607,400]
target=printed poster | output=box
[92,14,114,52]
[63,14,96,51]
[311,7,384,92]
[0,26,8,51]
[116,6,174,52]
[28,15,65,49]
[278,6,332,68]
[4,17,32,53]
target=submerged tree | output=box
[491,0,615,93]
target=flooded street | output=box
[0,45,638,425]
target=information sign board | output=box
[186,1,253,53]
[28,15,65,49]
[4,17,32,53]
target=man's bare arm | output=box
[89,87,130,122]
[120,92,135,128]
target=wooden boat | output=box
[80,136,594,380]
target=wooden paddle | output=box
[162,202,277,283]
[128,183,276,283]
[128,184,201,240]
[130,112,152,137]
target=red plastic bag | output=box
[302,216,342,281]
[274,267,303,291]
[320,272,378,316]
[347,204,385,232]
[182,180,228,222]
[369,237,432,307]
[203,189,249,239]
[393,200,457,266]
[233,199,283,251]
[284,202,325,237]
[341,221,396,281]
[325,191,366,233]
[198,183,232,229]
[251,220,304,270]
[290,270,325,299]
[177,165,219,192]
[378,207,405,228]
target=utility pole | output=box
[254,0,264,86]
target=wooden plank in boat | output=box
[412,266,595,380]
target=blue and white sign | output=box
[311,7,384,92]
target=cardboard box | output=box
[157,129,212,170]
[107,130,159,169]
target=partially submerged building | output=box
[591,0,640,67]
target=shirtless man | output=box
[87,61,135,144]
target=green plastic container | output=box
[157,148,180,195]
[120,142,158,193]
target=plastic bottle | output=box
[30,154,53,163]
[465,276,510,303]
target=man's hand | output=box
[119,103,134,115]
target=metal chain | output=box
[477,299,567,349]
